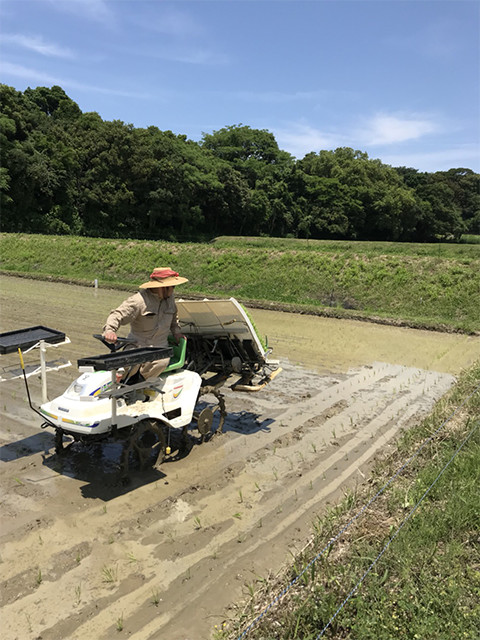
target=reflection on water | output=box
[250,308,480,375]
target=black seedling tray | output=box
[0,326,66,354]
[78,347,173,371]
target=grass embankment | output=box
[1,233,479,333]
[219,362,480,640]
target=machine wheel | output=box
[121,419,166,476]
[196,391,226,441]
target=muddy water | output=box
[1,275,478,376]
[252,308,480,375]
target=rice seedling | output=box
[150,588,161,606]
[116,614,124,632]
[102,564,118,583]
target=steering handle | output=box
[92,334,135,353]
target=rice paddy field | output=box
[0,233,479,639]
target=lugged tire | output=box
[121,418,166,476]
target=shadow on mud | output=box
[39,440,170,501]
[0,431,54,462]
[78,409,273,499]
[1,408,275,500]
[196,402,275,436]
[223,412,275,434]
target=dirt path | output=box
[1,276,478,640]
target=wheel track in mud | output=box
[0,361,454,640]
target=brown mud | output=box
[1,276,479,640]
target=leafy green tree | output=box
[210,164,252,236]
[285,165,354,239]
[201,124,294,188]
[1,85,83,233]
[24,85,81,120]
[397,166,470,240]
[420,179,465,240]
[1,84,478,243]
[437,169,480,234]
[299,149,422,240]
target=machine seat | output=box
[164,336,187,373]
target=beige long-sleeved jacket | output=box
[103,289,181,348]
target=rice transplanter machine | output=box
[0,298,281,477]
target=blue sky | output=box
[1,0,479,172]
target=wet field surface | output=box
[1,276,479,640]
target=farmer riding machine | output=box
[0,298,281,478]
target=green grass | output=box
[214,235,480,258]
[1,233,479,332]
[460,234,480,245]
[220,361,480,639]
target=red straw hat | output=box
[139,267,188,289]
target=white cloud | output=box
[1,62,60,85]
[267,112,461,166]
[1,62,150,99]
[272,122,344,159]
[249,109,442,159]
[133,8,223,65]
[150,46,228,66]
[2,33,74,58]
[359,113,439,145]
[379,146,480,172]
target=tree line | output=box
[1,84,479,242]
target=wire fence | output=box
[315,416,480,639]
[236,381,480,640]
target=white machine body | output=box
[40,368,202,436]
